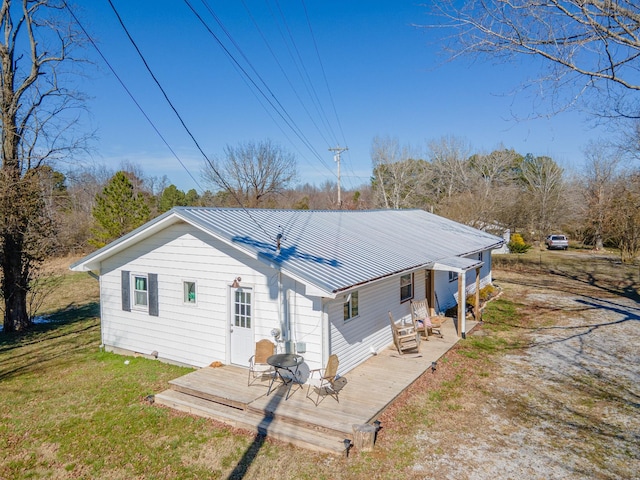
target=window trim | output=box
[343,291,359,322]
[400,273,414,303]
[132,273,149,311]
[448,271,458,283]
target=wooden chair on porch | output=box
[410,299,444,339]
[388,311,420,354]
[306,354,341,406]
[248,339,275,386]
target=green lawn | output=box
[1,252,635,479]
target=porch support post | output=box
[457,272,465,338]
[475,267,481,321]
[427,270,436,317]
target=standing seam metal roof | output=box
[173,207,503,295]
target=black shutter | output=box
[121,271,131,311]
[148,273,159,316]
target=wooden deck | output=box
[154,317,475,454]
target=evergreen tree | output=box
[185,189,200,206]
[90,171,150,248]
[158,184,187,213]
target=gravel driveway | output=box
[411,266,640,480]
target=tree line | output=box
[35,132,637,268]
[370,135,640,260]
[2,0,639,333]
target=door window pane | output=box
[234,290,252,328]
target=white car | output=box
[546,234,569,250]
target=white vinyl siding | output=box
[328,271,426,375]
[438,249,495,313]
[100,223,287,367]
[96,221,497,374]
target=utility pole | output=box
[329,146,348,207]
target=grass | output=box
[0,251,637,479]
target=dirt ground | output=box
[395,253,640,480]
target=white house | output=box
[70,207,503,376]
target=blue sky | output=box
[75,1,604,193]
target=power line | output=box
[64,3,204,193]
[269,0,339,148]
[104,0,276,242]
[301,0,348,149]
[240,0,334,150]
[214,0,349,186]
[190,0,336,178]
[299,0,360,190]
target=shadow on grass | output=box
[225,379,300,479]
[494,252,640,302]
[486,255,640,352]
[0,301,101,381]
[0,301,99,345]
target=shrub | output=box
[467,284,499,308]
[508,233,532,254]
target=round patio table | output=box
[266,353,304,399]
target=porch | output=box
[154,317,476,455]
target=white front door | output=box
[230,287,254,366]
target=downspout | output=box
[322,298,329,366]
[279,269,293,353]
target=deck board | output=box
[156,318,473,452]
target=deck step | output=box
[154,389,347,454]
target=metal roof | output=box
[71,207,504,298]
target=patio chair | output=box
[248,339,275,386]
[306,354,340,406]
[388,311,420,354]
[410,299,443,339]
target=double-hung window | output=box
[400,273,413,302]
[133,275,148,308]
[343,291,359,321]
[121,271,158,316]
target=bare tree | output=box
[428,135,472,201]
[425,1,640,119]
[518,154,566,239]
[0,1,87,333]
[462,148,522,228]
[581,140,621,249]
[618,120,640,160]
[371,135,430,209]
[202,140,297,208]
[608,171,640,262]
